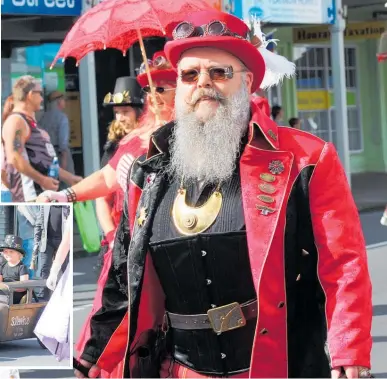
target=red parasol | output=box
[51,0,212,67]
[53,0,213,123]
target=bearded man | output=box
[75,10,372,379]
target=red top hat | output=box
[136,51,177,88]
[164,10,265,93]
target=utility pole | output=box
[79,0,100,176]
[330,0,351,187]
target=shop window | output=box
[298,110,330,142]
[294,46,363,152]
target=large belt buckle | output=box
[207,302,246,334]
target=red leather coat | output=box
[251,95,271,118]
[82,102,372,378]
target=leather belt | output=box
[166,300,257,334]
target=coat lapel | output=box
[240,142,294,293]
[240,117,296,377]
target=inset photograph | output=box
[0,204,72,368]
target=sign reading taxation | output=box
[243,0,334,25]
[1,0,82,16]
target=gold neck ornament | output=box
[172,181,223,236]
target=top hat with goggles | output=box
[136,51,178,92]
[164,10,295,93]
[103,76,144,107]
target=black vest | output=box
[148,172,257,375]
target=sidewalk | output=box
[352,173,387,212]
[367,243,387,377]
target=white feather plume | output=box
[245,15,296,89]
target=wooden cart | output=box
[0,280,48,343]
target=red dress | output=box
[75,135,148,378]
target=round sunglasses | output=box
[142,86,176,94]
[179,66,246,83]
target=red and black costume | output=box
[81,101,372,378]
[80,10,372,379]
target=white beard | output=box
[167,79,250,186]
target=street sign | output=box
[242,0,335,25]
[1,0,82,16]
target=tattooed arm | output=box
[2,115,58,190]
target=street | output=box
[15,210,387,378]
[0,338,70,368]
[360,210,387,247]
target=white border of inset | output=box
[0,203,74,371]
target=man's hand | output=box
[41,177,60,191]
[74,359,101,378]
[331,366,371,378]
[36,190,68,203]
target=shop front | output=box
[286,21,387,174]
[1,2,84,174]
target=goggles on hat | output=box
[104,91,132,104]
[138,55,168,75]
[172,20,244,40]
[142,86,176,94]
[179,66,246,83]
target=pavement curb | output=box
[74,248,99,259]
[358,205,385,213]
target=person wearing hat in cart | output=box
[0,235,29,305]
[39,91,75,186]
[74,9,372,379]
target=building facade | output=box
[277,20,387,174]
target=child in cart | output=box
[0,235,29,304]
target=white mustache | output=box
[186,88,225,107]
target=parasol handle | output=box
[137,29,161,125]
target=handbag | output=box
[130,328,168,378]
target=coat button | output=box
[206,279,212,285]
[201,250,207,257]
[260,328,268,335]
[221,353,226,359]
[211,304,217,308]
[278,301,285,308]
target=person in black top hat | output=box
[0,235,29,304]
[101,76,144,167]
[94,77,144,274]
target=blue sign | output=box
[243,0,335,25]
[223,0,243,19]
[1,0,82,16]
